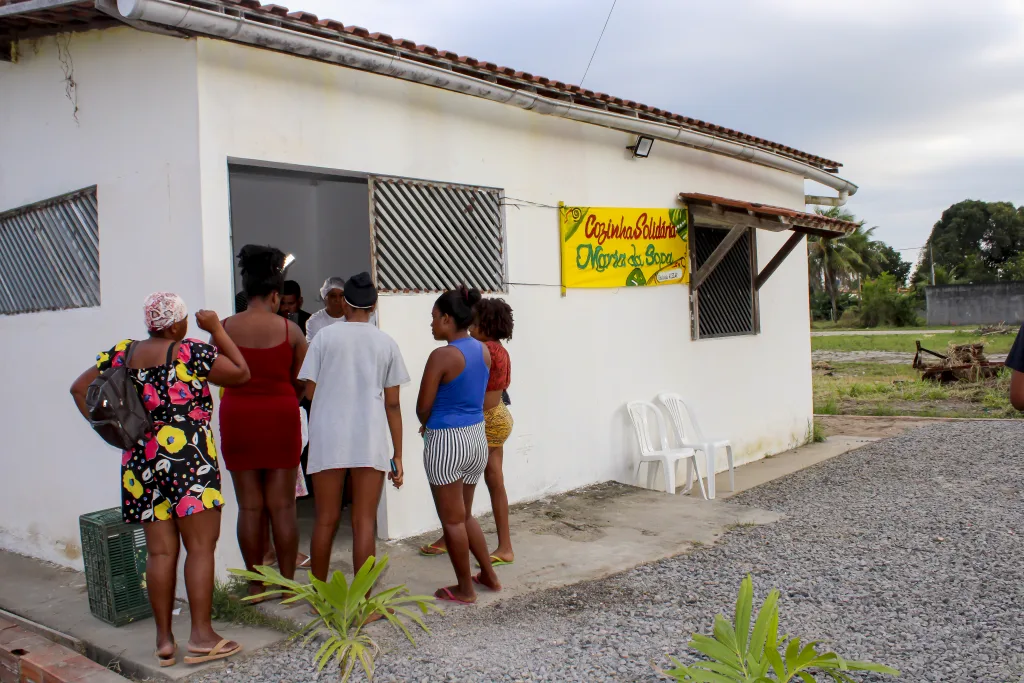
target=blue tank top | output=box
[426,337,489,430]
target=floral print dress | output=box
[97,339,224,524]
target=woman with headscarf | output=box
[305,276,378,342]
[70,293,250,667]
[219,246,308,600]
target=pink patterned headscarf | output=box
[143,292,188,332]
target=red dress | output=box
[220,319,301,471]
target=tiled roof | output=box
[1,0,843,172]
[679,193,859,237]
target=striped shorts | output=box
[423,423,489,486]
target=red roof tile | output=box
[678,193,858,236]
[0,0,843,170]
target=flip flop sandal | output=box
[155,644,177,668]
[297,555,312,568]
[434,587,475,605]
[471,573,500,592]
[419,543,447,556]
[184,639,242,665]
[476,554,513,568]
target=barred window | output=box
[690,225,758,339]
[0,187,99,315]
[369,177,506,293]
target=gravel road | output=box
[190,422,1024,682]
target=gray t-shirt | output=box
[298,322,410,473]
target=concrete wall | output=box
[0,29,203,567]
[228,170,372,308]
[195,38,816,540]
[926,283,1024,326]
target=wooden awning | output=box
[679,193,859,292]
[679,193,858,239]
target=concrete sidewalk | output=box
[0,435,872,681]
[0,552,284,681]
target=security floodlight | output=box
[628,135,654,158]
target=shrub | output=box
[860,274,919,328]
[661,576,898,682]
[231,555,439,682]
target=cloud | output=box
[289,0,1024,249]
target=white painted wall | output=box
[0,29,211,567]
[194,38,815,541]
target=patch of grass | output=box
[811,420,827,443]
[211,578,297,633]
[811,321,957,332]
[813,361,1021,419]
[811,331,1015,354]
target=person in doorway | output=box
[417,286,502,604]
[305,276,379,342]
[420,297,515,566]
[298,272,407,583]
[279,280,311,336]
[70,293,250,667]
[219,246,308,599]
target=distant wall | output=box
[926,283,1024,326]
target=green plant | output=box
[661,576,898,682]
[230,555,439,682]
[811,420,827,443]
[211,578,298,632]
[859,273,919,328]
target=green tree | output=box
[807,207,867,321]
[914,200,1024,283]
[870,243,911,286]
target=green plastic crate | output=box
[79,508,152,626]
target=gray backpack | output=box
[85,342,154,450]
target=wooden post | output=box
[690,224,746,290]
[754,231,805,291]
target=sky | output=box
[295,0,1024,266]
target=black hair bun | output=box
[466,288,482,307]
[237,244,286,298]
[237,244,284,277]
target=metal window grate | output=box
[0,186,99,315]
[369,177,505,292]
[692,226,756,338]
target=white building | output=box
[0,0,858,573]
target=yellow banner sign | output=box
[560,206,690,288]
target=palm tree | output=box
[807,207,869,321]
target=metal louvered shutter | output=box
[0,186,100,315]
[691,226,758,339]
[368,177,506,293]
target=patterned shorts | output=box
[484,403,514,447]
[423,423,488,487]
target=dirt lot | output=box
[815,414,1013,438]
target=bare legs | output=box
[483,446,514,563]
[142,519,179,660]
[431,480,501,602]
[142,509,238,655]
[423,446,514,563]
[311,468,385,581]
[231,469,299,595]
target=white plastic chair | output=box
[626,401,707,499]
[657,392,735,499]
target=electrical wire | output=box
[579,0,618,88]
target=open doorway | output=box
[227,163,372,318]
[227,164,372,564]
